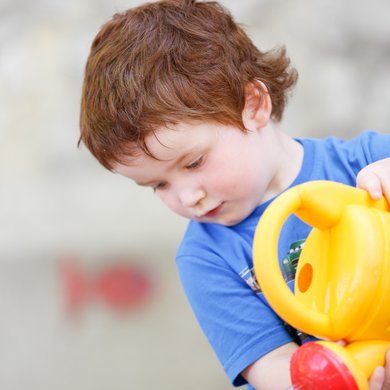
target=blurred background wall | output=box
[1,0,389,389]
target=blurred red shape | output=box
[60,258,154,313]
[95,264,152,309]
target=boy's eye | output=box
[186,156,204,170]
[153,182,168,191]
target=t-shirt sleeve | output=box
[321,130,390,184]
[358,130,390,162]
[176,249,294,386]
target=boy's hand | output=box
[356,158,390,203]
[369,350,390,390]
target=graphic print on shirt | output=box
[239,266,261,294]
[281,239,311,344]
[240,239,310,344]
[282,239,306,282]
[239,239,306,293]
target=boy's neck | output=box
[263,123,304,202]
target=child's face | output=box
[114,121,285,226]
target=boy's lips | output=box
[202,203,224,218]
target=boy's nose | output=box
[179,188,206,208]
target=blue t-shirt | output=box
[176,131,390,388]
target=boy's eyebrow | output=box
[135,147,202,186]
[166,144,205,168]
[173,149,193,166]
[136,182,156,187]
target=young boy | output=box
[79,0,390,388]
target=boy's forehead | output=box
[115,120,219,174]
[114,125,202,170]
[113,143,195,185]
[145,122,207,158]
[112,150,165,183]
[147,127,182,151]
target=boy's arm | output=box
[356,157,390,203]
[241,342,298,390]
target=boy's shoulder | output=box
[302,129,385,149]
[297,129,388,162]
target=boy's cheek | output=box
[155,192,172,208]
[157,194,184,216]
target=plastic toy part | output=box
[291,342,360,390]
[290,340,390,390]
[252,180,390,388]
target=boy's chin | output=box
[196,214,247,227]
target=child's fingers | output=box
[368,366,385,390]
[369,350,390,390]
[380,177,390,205]
[356,170,383,200]
[383,350,390,390]
[357,158,390,203]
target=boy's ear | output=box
[242,80,272,131]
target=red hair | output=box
[79,0,298,169]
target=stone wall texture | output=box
[1,1,389,389]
